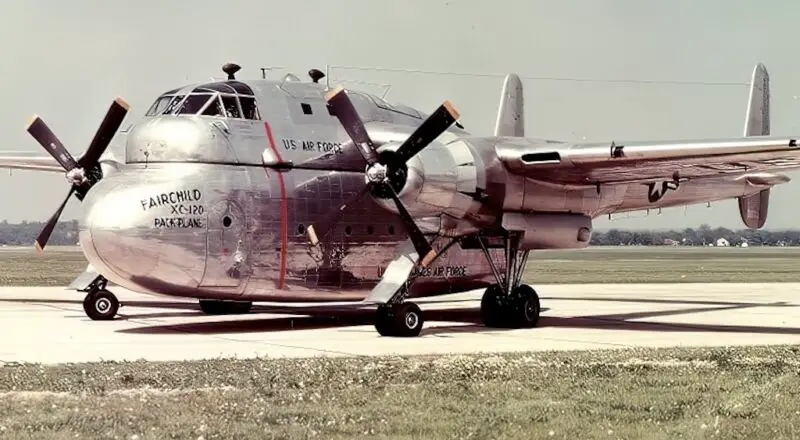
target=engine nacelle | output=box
[501,212,593,250]
[380,140,485,221]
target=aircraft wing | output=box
[495,135,800,187]
[0,152,63,172]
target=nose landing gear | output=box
[80,275,120,320]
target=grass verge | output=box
[4,245,800,286]
[1,345,799,439]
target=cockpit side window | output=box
[177,94,212,115]
[201,95,224,117]
[220,95,241,119]
[145,95,174,116]
[239,97,260,120]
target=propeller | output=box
[26,97,130,253]
[306,86,460,268]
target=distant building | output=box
[715,238,730,247]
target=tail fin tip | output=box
[743,62,770,137]
[494,73,524,137]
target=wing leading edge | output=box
[0,152,64,172]
[497,135,799,186]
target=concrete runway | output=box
[1,283,800,365]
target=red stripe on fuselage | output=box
[264,122,288,289]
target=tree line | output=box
[0,220,795,247]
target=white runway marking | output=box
[1,283,799,365]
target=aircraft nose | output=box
[78,175,207,294]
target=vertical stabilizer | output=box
[738,63,771,229]
[743,63,770,136]
[494,74,524,137]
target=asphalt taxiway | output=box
[1,283,800,365]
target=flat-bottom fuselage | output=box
[76,159,760,303]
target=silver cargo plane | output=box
[0,62,788,337]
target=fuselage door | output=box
[200,199,247,288]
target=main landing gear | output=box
[373,232,540,337]
[81,275,120,321]
[477,232,541,329]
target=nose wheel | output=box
[374,302,424,337]
[81,275,120,321]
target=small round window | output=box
[222,216,232,228]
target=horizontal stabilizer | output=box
[494,74,524,137]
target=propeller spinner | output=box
[26,97,130,253]
[306,86,460,268]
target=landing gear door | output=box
[201,200,247,288]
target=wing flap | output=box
[497,136,800,186]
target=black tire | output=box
[511,284,541,328]
[374,305,395,336]
[83,290,119,321]
[480,284,506,328]
[199,300,252,315]
[391,302,424,337]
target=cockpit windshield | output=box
[144,81,261,120]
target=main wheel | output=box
[480,284,507,328]
[83,289,119,321]
[199,300,252,315]
[510,284,541,328]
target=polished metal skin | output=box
[1,63,795,308]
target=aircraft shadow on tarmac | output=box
[111,296,800,337]
[4,295,800,337]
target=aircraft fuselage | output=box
[76,75,762,302]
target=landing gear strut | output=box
[370,239,461,337]
[80,275,120,320]
[477,231,540,328]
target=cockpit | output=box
[144,81,261,120]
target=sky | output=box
[1,0,800,230]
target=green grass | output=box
[0,246,87,286]
[525,246,800,283]
[2,245,799,286]
[1,346,799,439]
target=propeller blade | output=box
[382,183,437,267]
[25,116,78,171]
[79,96,130,168]
[35,187,75,254]
[394,101,460,163]
[325,86,380,166]
[307,184,372,246]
